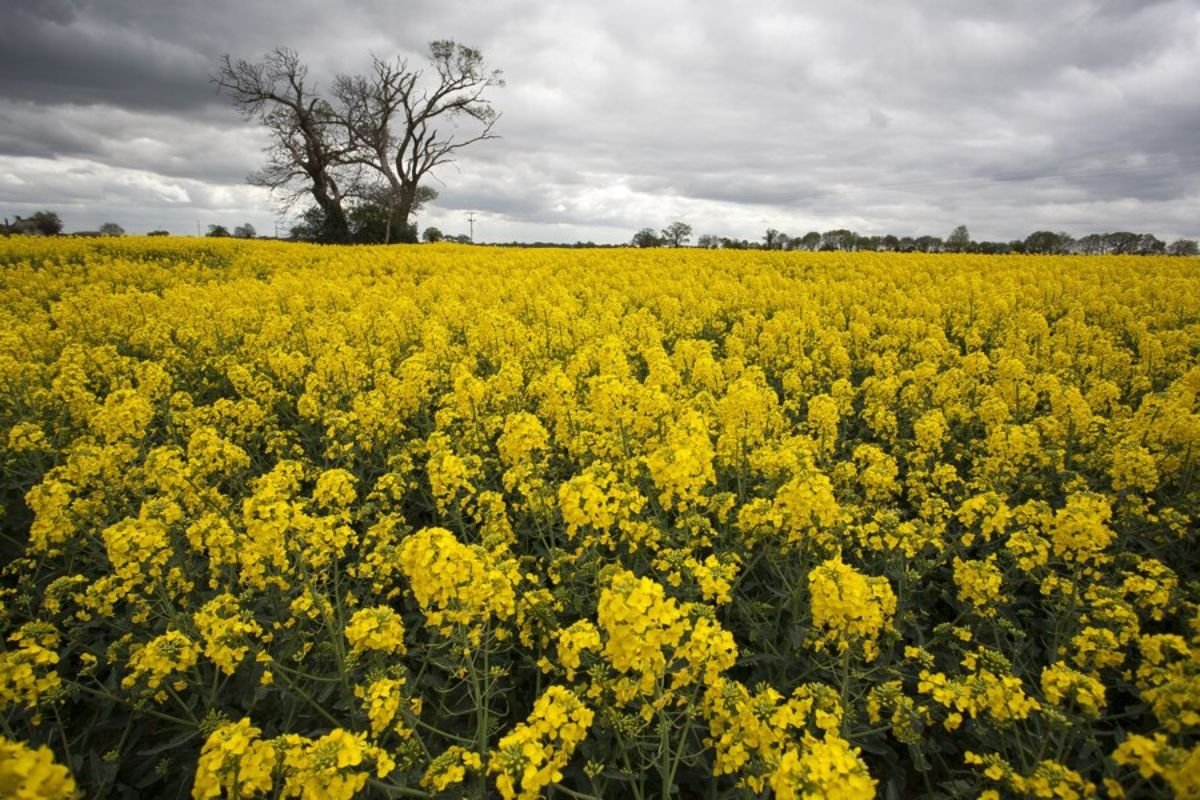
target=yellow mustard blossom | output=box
[853,444,900,503]
[866,680,930,745]
[1040,662,1106,719]
[344,606,407,657]
[488,685,594,800]
[1109,443,1158,493]
[122,629,200,701]
[1135,634,1200,733]
[913,408,947,454]
[687,553,741,605]
[646,409,716,511]
[425,432,479,513]
[497,411,551,467]
[1121,557,1178,621]
[421,745,482,793]
[701,677,841,792]
[769,733,875,800]
[239,461,304,592]
[807,554,896,662]
[596,570,688,696]
[0,736,79,800]
[556,619,602,681]
[1047,492,1115,565]
[194,593,263,675]
[1069,625,1126,672]
[277,728,394,800]
[967,751,1096,800]
[397,526,516,638]
[356,676,412,738]
[714,368,783,467]
[312,468,357,511]
[953,554,1004,617]
[956,492,1011,547]
[91,388,155,444]
[557,462,645,543]
[0,623,61,713]
[1113,733,1200,798]
[919,651,1041,730]
[806,393,840,455]
[192,718,276,799]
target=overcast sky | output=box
[1,0,1198,243]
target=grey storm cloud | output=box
[0,0,1197,242]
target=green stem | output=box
[273,666,343,729]
[366,777,432,798]
[67,680,197,728]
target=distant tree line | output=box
[632,221,694,248]
[2,211,64,236]
[661,224,1198,256]
[1,212,129,237]
[206,223,258,239]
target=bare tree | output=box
[946,224,970,252]
[661,221,692,247]
[333,42,502,243]
[214,42,501,244]
[214,48,355,242]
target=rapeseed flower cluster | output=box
[0,735,79,800]
[488,685,593,799]
[807,555,896,662]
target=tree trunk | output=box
[394,185,416,243]
[311,182,350,243]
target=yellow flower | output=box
[807,554,896,662]
[488,686,593,800]
[312,468,357,510]
[194,594,263,676]
[277,728,393,800]
[344,606,407,657]
[770,733,875,800]
[0,736,79,800]
[0,623,61,713]
[356,677,409,738]
[421,745,482,792]
[193,718,275,799]
[646,409,715,511]
[122,630,199,700]
[953,555,1004,616]
[397,526,516,638]
[1041,662,1106,719]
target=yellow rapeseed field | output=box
[1,237,1197,798]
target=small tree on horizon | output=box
[661,221,692,247]
[947,224,970,252]
[1167,238,1198,256]
[28,211,63,236]
[632,228,662,248]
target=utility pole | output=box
[466,212,476,243]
